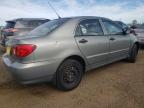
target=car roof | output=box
[60,16,111,20]
[6,18,50,22]
[114,21,125,24]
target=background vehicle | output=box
[1,18,50,46]
[3,16,139,91]
[130,25,144,48]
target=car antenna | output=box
[47,1,61,19]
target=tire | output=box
[128,44,138,63]
[56,59,83,91]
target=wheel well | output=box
[65,55,86,72]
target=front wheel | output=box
[56,59,84,91]
[128,44,138,63]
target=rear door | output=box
[75,18,109,67]
[102,19,131,61]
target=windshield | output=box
[27,18,69,37]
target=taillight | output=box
[13,44,36,58]
[4,28,18,32]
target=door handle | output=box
[109,37,115,41]
[79,39,88,43]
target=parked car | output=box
[130,25,144,47]
[1,18,50,46]
[3,16,139,91]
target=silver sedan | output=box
[2,16,139,91]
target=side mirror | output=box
[122,27,128,35]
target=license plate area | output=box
[6,46,12,55]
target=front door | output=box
[102,19,131,61]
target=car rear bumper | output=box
[2,54,61,84]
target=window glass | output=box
[76,19,104,36]
[5,21,15,29]
[103,20,123,35]
[27,18,69,37]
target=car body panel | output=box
[75,36,109,66]
[3,54,60,84]
[108,35,131,61]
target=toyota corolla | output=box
[2,16,139,91]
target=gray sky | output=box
[0,0,144,25]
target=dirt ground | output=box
[0,50,144,108]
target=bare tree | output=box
[132,20,138,25]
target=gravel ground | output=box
[0,50,144,108]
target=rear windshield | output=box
[27,18,69,37]
[5,21,15,29]
[15,20,47,28]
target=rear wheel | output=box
[128,44,138,63]
[56,59,83,91]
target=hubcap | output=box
[63,66,79,83]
